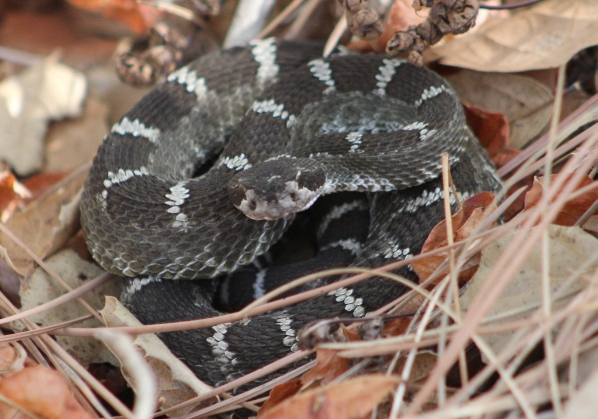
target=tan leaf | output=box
[0,168,86,278]
[429,0,598,73]
[563,365,598,419]
[559,345,598,390]
[0,60,86,175]
[0,365,95,419]
[448,71,553,149]
[17,249,119,367]
[582,215,598,238]
[45,97,109,172]
[460,225,598,359]
[393,293,426,317]
[259,374,399,419]
[393,350,438,382]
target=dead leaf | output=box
[381,317,411,337]
[0,365,95,419]
[0,171,30,223]
[21,172,70,201]
[101,297,215,416]
[504,176,535,222]
[1,171,74,223]
[393,350,438,382]
[412,192,497,285]
[462,103,521,167]
[582,215,598,238]
[523,175,598,226]
[260,379,303,417]
[0,342,30,375]
[259,374,399,419]
[559,344,598,389]
[429,0,598,73]
[448,71,553,149]
[460,225,598,359]
[0,168,86,278]
[45,97,109,172]
[17,249,120,367]
[563,365,598,419]
[463,104,510,155]
[67,0,155,34]
[392,293,427,317]
[0,59,87,175]
[301,349,349,387]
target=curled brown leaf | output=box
[412,191,497,286]
[523,175,598,226]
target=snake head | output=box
[228,156,326,220]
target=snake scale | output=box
[80,38,502,388]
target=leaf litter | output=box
[0,1,597,418]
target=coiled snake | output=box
[80,38,501,388]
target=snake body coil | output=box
[81,39,501,387]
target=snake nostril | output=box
[249,200,257,211]
[290,193,296,201]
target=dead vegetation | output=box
[0,0,596,418]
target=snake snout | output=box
[227,157,326,220]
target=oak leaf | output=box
[428,0,598,72]
[448,71,553,149]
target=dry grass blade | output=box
[499,93,598,178]
[178,361,315,418]
[405,87,598,416]
[324,15,348,57]
[0,278,133,418]
[283,0,321,39]
[257,0,305,38]
[155,350,312,416]
[95,330,157,419]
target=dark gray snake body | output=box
[81,39,502,388]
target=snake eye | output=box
[249,200,257,211]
